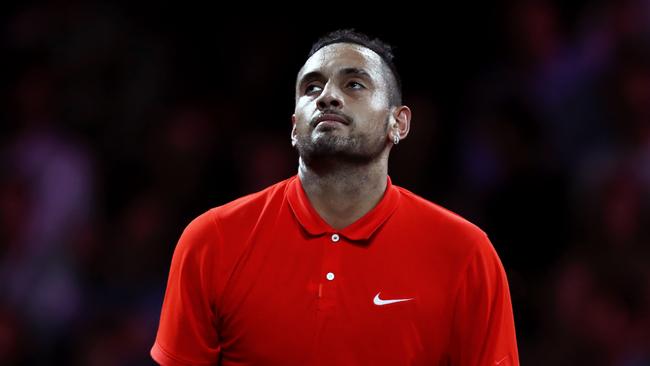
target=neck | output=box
[297,154,389,230]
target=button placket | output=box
[318,232,342,309]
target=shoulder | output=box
[210,176,294,223]
[182,176,294,239]
[394,185,486,240]
[175,177,294,253]
[391,185,498,268]
[394,187,508,281]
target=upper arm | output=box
[151,211,222,366]
[449,233,519,366]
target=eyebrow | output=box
[298,71,323,86]
[340,67,372,79]
[298,67,374,87]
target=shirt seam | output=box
[446,230,486,357]
[153,340,217,366]
[207,208,226,331]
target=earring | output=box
[393,135,400,145]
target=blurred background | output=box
[1,0,650,365]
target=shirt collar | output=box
[286,174,400,242]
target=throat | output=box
[298,158,388,230]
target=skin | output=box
[291,43,411,230]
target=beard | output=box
[294,117,389,166]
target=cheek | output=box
[295,100,315,125]
[361,91,391,120]
[293,113,307,132]
[368,109,390,130]
[294,115,311,134]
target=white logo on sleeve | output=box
[373,292,414,306]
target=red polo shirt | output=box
[151,175,519,365]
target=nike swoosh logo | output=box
[373,292,414,306]
[495,356,511,366]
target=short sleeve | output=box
[151,211,221,366]
[449,233,519,366]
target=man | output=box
[151,29,519,365]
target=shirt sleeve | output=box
[449,232,519,366]
[151,210,221,366]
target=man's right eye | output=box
[305,84,322,95]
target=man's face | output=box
[292,43,394,165]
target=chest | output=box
[215,220,458,365]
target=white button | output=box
[331,234,340,242]
[326,272,335,281]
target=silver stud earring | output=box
[393,135,400,145]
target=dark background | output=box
[1,1,650,365]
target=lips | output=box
[314,113,350,127]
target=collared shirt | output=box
[151,175,519,365]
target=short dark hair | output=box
[308,29,402,106]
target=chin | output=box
[310,134,348,150]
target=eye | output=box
[305,83,323,95]
[347,81,365,90]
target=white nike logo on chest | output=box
[373,292,414,306]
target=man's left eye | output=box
[347,81,364,89]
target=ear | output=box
[388,105,411,142]
[291,114,298,147]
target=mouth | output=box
[313,113,350,127]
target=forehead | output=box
[298,43,385,80]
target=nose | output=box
[316,83,342,110]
